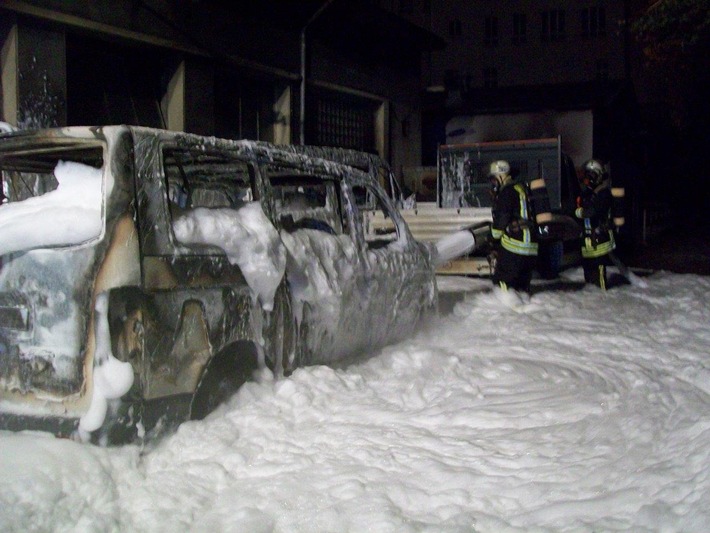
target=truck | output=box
[376,137,583,276]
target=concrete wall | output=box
[1,22,66,128]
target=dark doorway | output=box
[214,69,273,142]
[66,34,172,127]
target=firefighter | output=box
[575,159,615,289]
[488,160,538,301]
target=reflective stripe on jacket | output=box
[582,223,616,258]
[575,185,615,258]
[492,183,538,257]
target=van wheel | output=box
[189,343,259,421]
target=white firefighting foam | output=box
[77,292,134,441]
[279,229,358,332]
[2,272,710,532]
[172,203,287,312]
[0,161,103,256]
[433,229,477,265]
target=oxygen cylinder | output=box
[611,187,625,228]
[529,178,552,225]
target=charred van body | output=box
[0,126,437,444]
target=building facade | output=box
[428,1,626,91]
[1,0,443,178]
[379,0,628,91]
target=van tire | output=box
[189,343,259,421]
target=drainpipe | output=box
[300,0,336,145]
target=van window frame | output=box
[0,141,107,250]
[264,163,348,238]
[160,144,259,257]
[351,182,404,249]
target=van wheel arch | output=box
[189,341,260,421]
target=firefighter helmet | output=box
[488,160,510,179]
[582,159,605,187]
[488,160,510,196]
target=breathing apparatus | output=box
[581,159,625,230]
[528,160,552,226]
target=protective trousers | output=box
[492,247,537,293]
[582,255,609,290]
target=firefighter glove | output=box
[487,250,498,273]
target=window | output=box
[512,13,527,44]
[449,18,462,38]
[483,67,498,88]
[541,9,566,42]
[66,34,164,128]
[378,165,403,204]
[0,144,105,252]
[581,7,606,38]
[354,184,401,249]
[484,16,499,46]
[269,173,345,236]
[163,148,255,250]
[315,98,375,153]
[0,145,103,203]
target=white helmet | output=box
[582,159,605,187]
[488,160,510,179]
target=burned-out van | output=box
[0,126,437,444]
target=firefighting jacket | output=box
[575,182,615,258]
[491,182,538,256]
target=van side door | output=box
[265,165,370,366]
[351,181,437,348]
[133,138,273,412]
